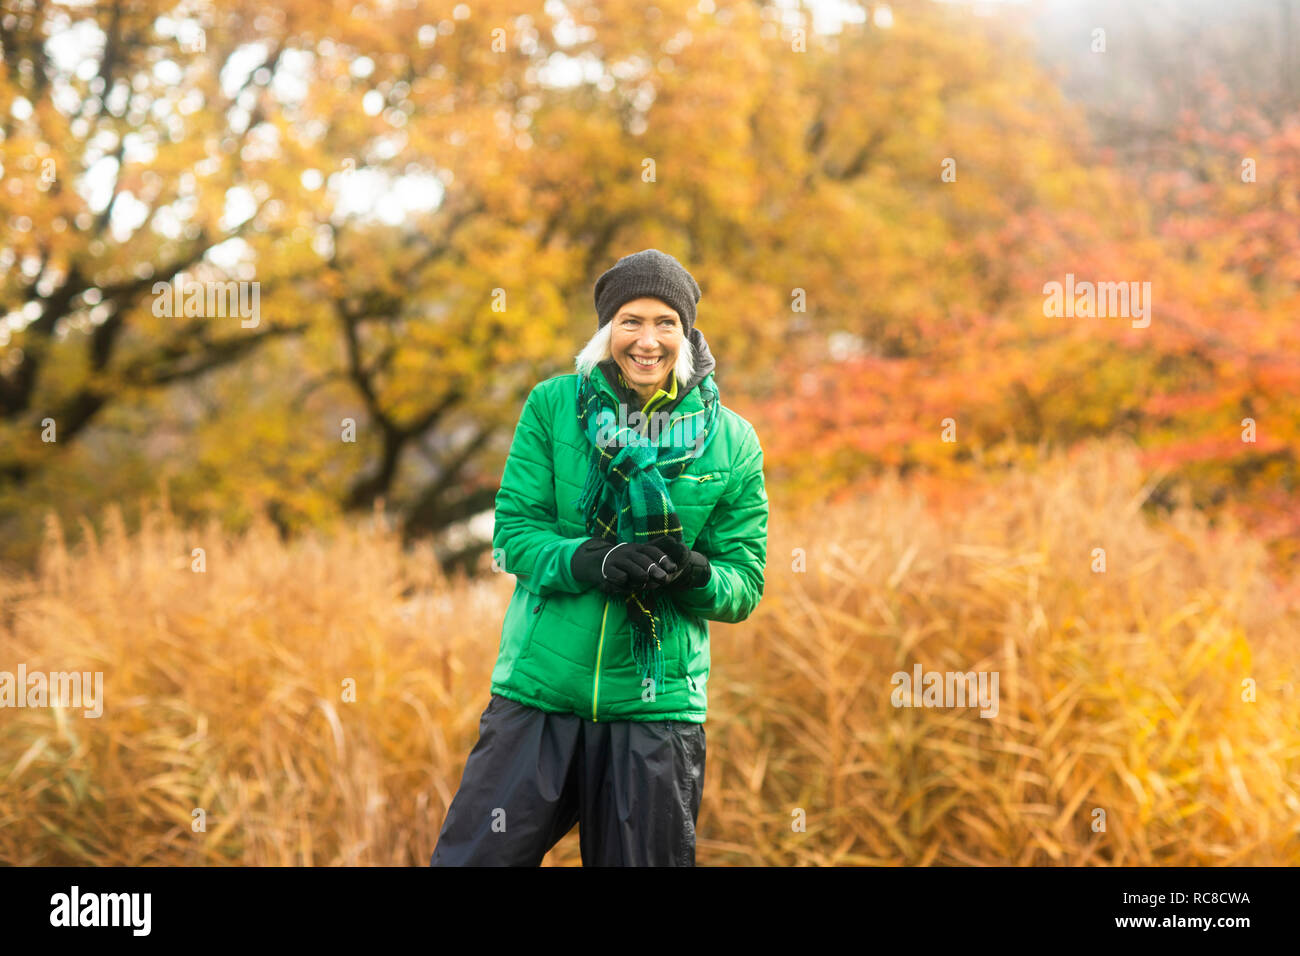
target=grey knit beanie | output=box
[593,248,701,336]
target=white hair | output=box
[574,321,695,387]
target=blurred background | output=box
[1,0,1297,865]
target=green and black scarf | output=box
[574,368,721,691]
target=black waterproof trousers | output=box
[429,694,706,866]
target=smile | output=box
[630,355,661,368]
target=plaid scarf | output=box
[574,368,721,692]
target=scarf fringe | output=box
[575,441,605,525]
[630,591,687,691]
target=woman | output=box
[430,248,768,866]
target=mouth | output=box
[628,354,662,370]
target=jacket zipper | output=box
[679,473,717,482]
[592,597,610,721]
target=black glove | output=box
[648,536,712,591]
[571,538,678,594]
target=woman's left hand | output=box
[648,536,712,591]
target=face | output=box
[609,297,682,399]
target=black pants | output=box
[429,694,706,866]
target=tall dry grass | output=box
[0,437,1297,865]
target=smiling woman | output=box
[430,248,768,867]
[608,299,686,401]
[573,304,697,409]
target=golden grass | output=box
[1,437,1297,865]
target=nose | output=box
[637,327,659,351]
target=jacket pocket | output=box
[673,606,702,680]
[671,472,727,543]
[522,594,548,657]
[677,616,689,682]
[671,472,726,508]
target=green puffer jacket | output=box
[488,366,768,723]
